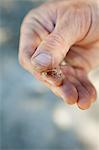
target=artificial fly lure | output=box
[42,61,67,86]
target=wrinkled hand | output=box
[19,0,99,110]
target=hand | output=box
[19,0,99,110]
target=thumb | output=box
[31,5,91,72]
[31,31,69,72]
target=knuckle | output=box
[20,14,29,33]
[20,9,35,33]
[43,33,66,50]
[20,20,28,34]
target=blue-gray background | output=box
[0,0,99,150]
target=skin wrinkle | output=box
[33,17,50,38]
[36,3,57,30]
[78,4,99,45]
[55,4,91,46]
[20,22,42,41]
[66,49,91,72]
[19,0,99,110]
[73,4,92,43]
[31,16,54,33]
[20,29,41,57]
[76,5,92,43]
[68,44,99,71]
[37,33,66,68]
[30,21,48,40]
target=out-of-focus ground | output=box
[0,0,99,150]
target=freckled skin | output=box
[19,0,99,110]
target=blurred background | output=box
[0,0,99,150]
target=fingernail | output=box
[31,53,52,69]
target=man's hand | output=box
[19,0,99,110]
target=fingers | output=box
[30,3,92,73]
[66,75,91,109]
[76,81,92,110]
[18,3,96,110]
[76,79,96,109]
[44,77,78,105]
[75,69,97,103]
[31,32,68,72]
[59,80,78,105]
[55,3,92,45]
[19,23,41,72]
[45,65,96,110]
[41,65,78,105]
[49,66,96,110]
[19,3,92,76]
[19,7,53,75]
[66,68,96,110]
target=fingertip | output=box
[78,78,97,103]
[59,80,78,105]
[77,98,91,110]
[76,86,92,110]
